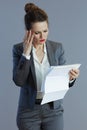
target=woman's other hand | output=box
[69,69,80,81]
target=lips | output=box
[40,39,45,42]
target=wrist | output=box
[22,53,31,60]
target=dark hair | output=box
[24,3,48,30]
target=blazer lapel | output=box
[46,40,56,66]
[30,51,37,89]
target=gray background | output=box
[0,0,87,130]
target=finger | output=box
[23,30,29,42]
[70,75,75,80]
[74,69,80,75]
[70,72,77,78]
[69,71,79,79]
[70,69,79,74]
[69,76,74,80]
[27,30,32,43]
[69,73,77,80]
[72,69,79,76]
[27,31,34,46]
[30,32,34,43]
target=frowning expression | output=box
[31,21,49,46]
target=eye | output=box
[44,30,48,33]
[35,32,40,35]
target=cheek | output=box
[33,36,39,42]
[45,32,49,38]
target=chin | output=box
[39,42,45,45]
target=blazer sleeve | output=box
[12,44,31,87]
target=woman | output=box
[12,3,79,130]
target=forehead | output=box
[32,21,48,31]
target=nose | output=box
[40,32,44,39]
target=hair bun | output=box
[24,3,38,13]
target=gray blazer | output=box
[13,40,75,109]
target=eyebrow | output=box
[35,29,48,32]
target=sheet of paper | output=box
[41,64,81,105]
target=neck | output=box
[33,44,44,51]
[34,43,45,63]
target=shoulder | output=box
[13,42,23,49]
[13,42,23,53]
[46,40,63,50]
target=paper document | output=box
[41,64,81,105]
